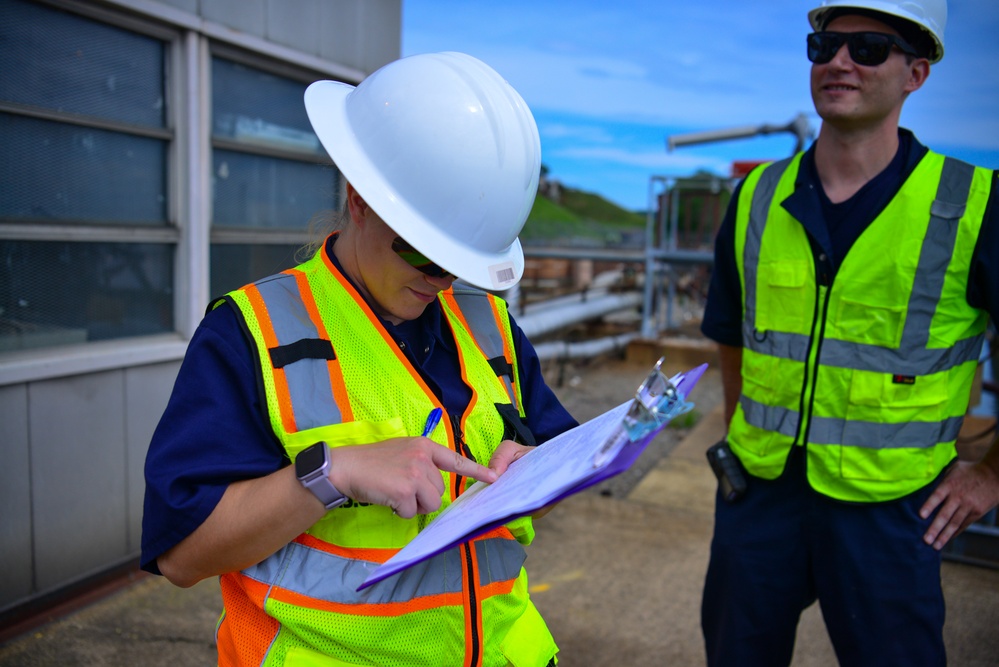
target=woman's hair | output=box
[298,198,349,262]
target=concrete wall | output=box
[152,0,402,74]
[0,0,400,616]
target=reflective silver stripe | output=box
[740,394,800,438]
[743,158,794,336]
[901,157,973,349]
[243,534,526,605]
[818,335,983,375]
[808,413,963,448]
[740,395,963,449]
[451,287,517,404]
[742,322,811,362]
[253,273,343,431]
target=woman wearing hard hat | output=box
[142,52,576,666]
[700,0,999,665]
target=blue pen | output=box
[421,407,443,437]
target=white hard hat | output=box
[304,52,541,291]
[808,0,946,63]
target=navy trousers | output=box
[701,446,946,666]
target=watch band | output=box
[296,443,348,510]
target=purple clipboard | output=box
[357,362,708,590]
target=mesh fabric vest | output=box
[213,245,556,666]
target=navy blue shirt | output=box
[702,130,999,347]
[141,238,578,574]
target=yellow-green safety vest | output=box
[211,242,556,667]
[729,150,991,502]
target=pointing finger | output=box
[430,446,498,484]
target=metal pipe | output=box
[523,246,711,265]
[517,292,643,340]
[533,331,641,362]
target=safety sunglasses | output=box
[391,237,451,278]
[807,31,917,67]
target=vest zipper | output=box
[798,279,832,448]
[462,541,482,667]
[450,414,478,497]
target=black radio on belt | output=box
[706,439,748,503]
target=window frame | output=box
[0,0,352,386]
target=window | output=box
[0,0,173,352]
[209,55,338,298]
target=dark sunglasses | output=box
[391,237,451,278]
[807,31,917,67]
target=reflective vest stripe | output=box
[241,529,524,606]
[289,268,354,423]
[487,295,522,414]
[743,156,795,335]
[740,394,965,447]
[742,320,983,373]
[244,281,298,435]
[253,271,351,432]
[443,288,519,410]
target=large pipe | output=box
[517,292,642,339]
[532,331,641,362]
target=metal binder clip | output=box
[622,357,693,441]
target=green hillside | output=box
[522,184,644,244]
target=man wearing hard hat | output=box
[142,52,576,666]
[700,0,999,664]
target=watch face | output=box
[295,443,326,477]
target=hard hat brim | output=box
[305,79,525,291]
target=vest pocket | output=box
[756,259,809,333]
[846,369,947,424]
[834,296,905,347]
[837,442,937,483]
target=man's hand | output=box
[330,437,498,519]
[920,459,999,550]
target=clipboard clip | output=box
[591,357,694,468]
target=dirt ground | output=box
[2,354,998,666]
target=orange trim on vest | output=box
[440,290,482,499]
[293,526,517,562]
[269,584,464,617]
[320,250,441,410]
[217,573,280,667]
[246,282,298,435]
[288,268,355,423]
[293,533,399,564]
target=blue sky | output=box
[402,0,999,212]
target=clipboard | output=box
[357,358,707,590]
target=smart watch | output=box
[295,442,348,510]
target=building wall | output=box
[0,0,400,615]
